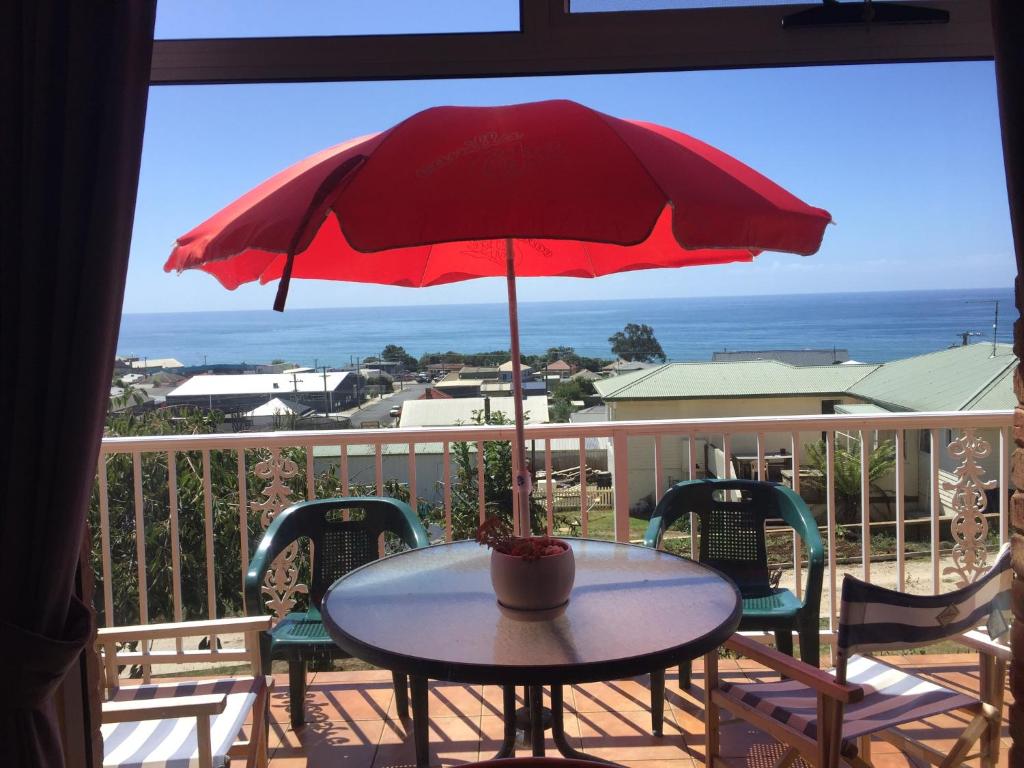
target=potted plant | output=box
[476,515,575,614]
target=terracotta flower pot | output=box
[489,539,575,614]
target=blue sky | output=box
[127,2,1015,314]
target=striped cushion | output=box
[102,677,261,768]
[720,655,977,755]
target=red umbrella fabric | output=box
[165,99,831,535]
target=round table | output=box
[322,538,741,766]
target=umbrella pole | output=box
[505,238,532,537]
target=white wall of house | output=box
[608,395,861,504]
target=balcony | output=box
[94,410,1013,766]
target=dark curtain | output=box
[991,0,1024,765]
[0,2,156,766]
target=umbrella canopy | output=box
[166,99,832,535]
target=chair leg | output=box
[392,670,410,720]
[650,669,665,736]
[798,620,821,669]
[703,651,719,768]
[980,656,1006,768]
[678,660,692,690]
[288,659,306,727]
[774,629,793,657]
[858,734,871,764]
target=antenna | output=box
[966,299,999,357]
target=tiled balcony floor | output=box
[261,654,1012,768]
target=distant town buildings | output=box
[165,371,357,413]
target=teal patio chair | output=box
[643,478,824,690]
[246,496,429,727]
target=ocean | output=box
[117,288,1015,368]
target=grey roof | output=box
[712,349,849,366]
[847,343,1017,412]
[595,361,876,401]
[834,402,892,415]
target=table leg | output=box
[650,668,665,737]
[494,685,517,759]
[410,675,429,768]
[529,685,545,756]
[550,684,618,765]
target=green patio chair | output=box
[643,478,824,690]
[245,496,429,727]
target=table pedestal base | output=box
[490,684,619,765]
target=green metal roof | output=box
[595,360,877,400]
[594,344,1017,412]
[847,343,1016,412]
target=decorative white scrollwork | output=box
[252,448,308,619]
[942,429,996,587]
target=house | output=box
[545,360,574,379]
[712,348,850,365]
[125,356,184,371]
[571,369,601,384]
[498,359,534,382]
[399,395,549,428]
[433,374,485,398]
[165,371,357,413]
[242,397,314,429]
[596,344,1016,509]
[458,365,499,380]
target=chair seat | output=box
[720,654,977,756]
[102,677,262,768]
[740,588,802,618]
[268,607,337,652]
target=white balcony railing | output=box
[94,410,1012,656]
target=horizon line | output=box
[120,285,1011,317]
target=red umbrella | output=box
[166,99,831,535]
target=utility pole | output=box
[320,366,331,413]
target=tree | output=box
[381,344,418,372]
[608,323,666,363]
[547,378,596,423]
[445,409,555,540]
[804,438,897,524]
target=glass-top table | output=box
[322,538,741,766]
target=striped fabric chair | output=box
[704,544,1011,768]
[97,616,274,768]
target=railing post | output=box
[612,432,630,543]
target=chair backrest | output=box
[835,543,1012,682]
[247,497,429,610]
[649,479,792,597]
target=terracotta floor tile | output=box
[577,708,690,762]
[316,669,394,683]
[390,681,484,721]
[297,677,395,723]
[195,653,1011,767]
[572,676,659,714]
[479,684,564,723]
[374,715,483,767]
[270,717,384,767]
[477,712,582,759]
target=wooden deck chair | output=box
[704,544,1011,768]
[97,616,274,768]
